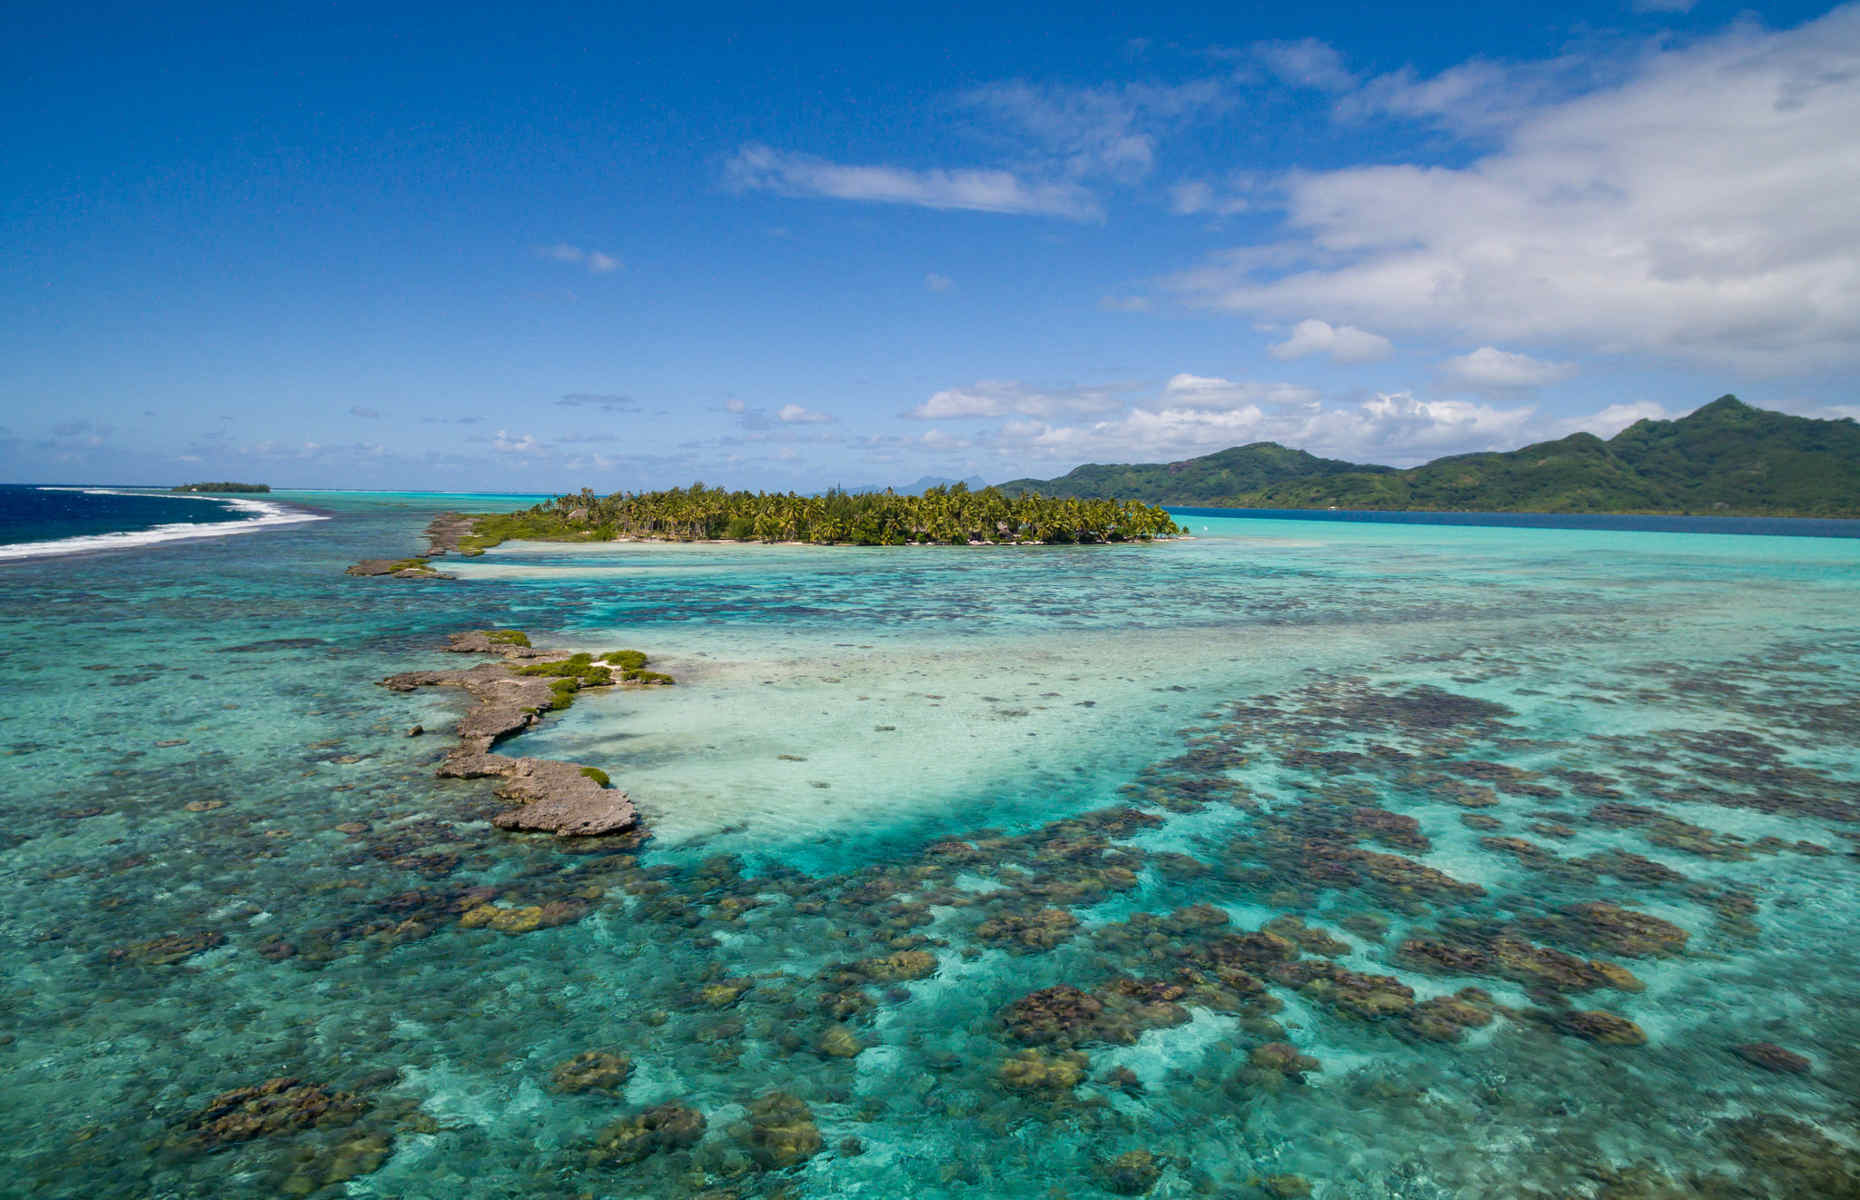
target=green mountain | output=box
[998,442,1383,502]
[998,397,1860,517]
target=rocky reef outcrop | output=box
[380,631,644,838]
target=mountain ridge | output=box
[995,397,1860,517]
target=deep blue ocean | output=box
[2,488,1858,1199]
[0,484,254,542]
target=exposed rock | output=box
[490,759,640,837]
[423,512,478,554]
[380,637,642,838]
[345,558,454,580]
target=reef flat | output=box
[4,493,1858,1199]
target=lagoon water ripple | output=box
[1,494,1857,1198]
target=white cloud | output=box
[1009,405,1269,460]
[1161,374,1321,409]
[1553,400,1671,437]
[1173,8,1860,372]
[918,428,973,450]
[1634,0,1697,12]
[1441,346,1575,389]
[1335,54,1603,136]
[537,244,622,273]
[1099,295,1152,312]
[906,379,1126,420]
[1268,318,1393,363]
[777,404,833,424]
[1168,175,1257,217]
[958,80,1227,182]
[492,430,544,454]
[1251,38,1356,92]
[725,144,1103,220]
[925,272,955,292]
[991,386,1541,466]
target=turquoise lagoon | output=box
[2,492,1858,1198]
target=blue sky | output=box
[3,0,1856,490]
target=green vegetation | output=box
[513,653,615,711]
[516,653,614,685]
[1004,397,1860,517]
[455,483,1183,554]
[484,629,532,647]
[1000,443,1380,503]
[172,482,270,493]
[601,649,674,685]
[579,766,612,788]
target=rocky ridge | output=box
[380,630,642,838]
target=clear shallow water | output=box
[1,495,1858,1198]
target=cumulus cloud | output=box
[1173,8,1860,372]
[537,244,621,273]
[905,379,1126,420]
[1100,295,1152,312]
[725,144,1103,220]
[777,404,833,424]
[348,406,382,419]
[1552,400,1671,437]
[1268,319,1393,363]
[985,382,1543,467]
[925,273,955,292]
[1161,374,1320,409]
[1441,346,1575,389]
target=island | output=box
[1002,396,1860,517]
[172,481,271,493]
[440,484,1183,555]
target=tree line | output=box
[459,484,1184,551]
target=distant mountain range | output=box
[830,474,991,497]
[998,397,1860,517]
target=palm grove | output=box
[458,484,1184,552]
